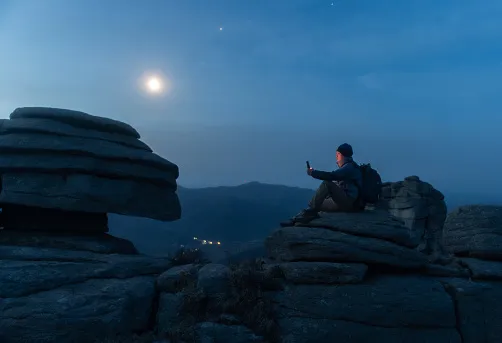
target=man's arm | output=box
[310,164,354,181]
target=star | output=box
[219,27,223,31]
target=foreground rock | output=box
[443,205,502,260]
[0,231,172,343]
[379,176,447,256]
[274,275,460,343]
[0,107,181,223]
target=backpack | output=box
[354,163,382,205]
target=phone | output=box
[306,161,311,169]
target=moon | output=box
[139,71,172,96]
[146,77,162,93]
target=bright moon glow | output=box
[147,77,162,93]
[139,71,172,96]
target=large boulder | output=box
[443,205,502,260]
[379,176,447,256]
[0,107,181,223]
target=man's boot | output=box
[280,208,319,227]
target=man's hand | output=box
[307,168,313,176]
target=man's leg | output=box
[307,180,333,212]
[280,181,354,227]
[309,181,354,212]
[319,198,339,212]
[280,181,330,226]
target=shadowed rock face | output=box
[0,230,138,254]
[0,107,181,223]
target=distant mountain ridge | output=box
[110,181,502,256]
[109,182,313,255]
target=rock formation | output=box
[0,107,181,232]
[0,106,184,342]
[379,175,447,257]
[152,206,502,343]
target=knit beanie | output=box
[336,143,353,157]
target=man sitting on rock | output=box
[282,143,362,226]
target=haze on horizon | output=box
[1,0,501,198]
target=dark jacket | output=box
[310,157,362,199]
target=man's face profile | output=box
[336,151,343,166]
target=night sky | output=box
[1,0,501,196]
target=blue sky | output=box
[0,0,501,196]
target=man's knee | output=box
[320,180,342,191]
[320,180,333,188]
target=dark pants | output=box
[308,181,355,212]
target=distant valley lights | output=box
[193,237,221,245]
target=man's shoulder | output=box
[344,161,362,176]
[343,160,359,168]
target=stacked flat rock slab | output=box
[265,210,428,269]
[379,175,447,256]
[0,107,181,229]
